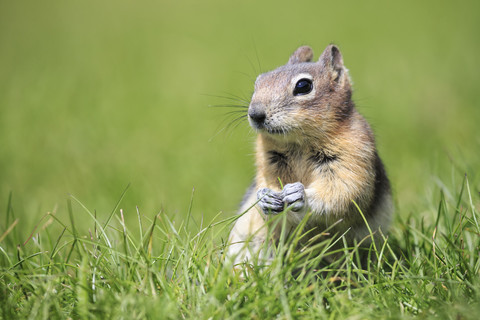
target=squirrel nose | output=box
[248,109,266,124]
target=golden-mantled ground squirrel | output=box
[227,44,393,265]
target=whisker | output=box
[226,114,248,128]
[202,93,250,105]
[218,112,245,126]
[224,92,251,105]
[206,90,251,141]
[236,70,256,82]
[209,114,248,142]
[213,112,247,134]
[208,104,248,109]
[246,53,259,79]
[252,38,262,74]
[225,115,247,130]
[223,111,248,118]
[229,116,248,132]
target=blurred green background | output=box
[1,0,479,233]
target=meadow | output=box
[1,0,479,318]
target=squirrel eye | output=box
[293,78,313,96]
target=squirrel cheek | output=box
[285,108,307,124]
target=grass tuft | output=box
[1,175,480,319]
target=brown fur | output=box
[228,44,393,265]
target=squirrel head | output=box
[248,44,354,143]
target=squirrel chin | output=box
[259,131,308,147]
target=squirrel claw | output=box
[257,183,306,214]
[282,182,306,212]
[257,188,284,214]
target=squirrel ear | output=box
[319,45,345,82]
[288,46,314,64]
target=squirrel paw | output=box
[282,182,305,212]
[257,188,284,214]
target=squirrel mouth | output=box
[248,116,290,135]
[255,124,289,135]
[265,127,288,135]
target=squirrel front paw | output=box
[282,182,305,212]
[257,182,306,215]
[257,188,284,214]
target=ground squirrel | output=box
[227,44,393,265]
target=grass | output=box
[1,174,479,319]
[1,0,480,318]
